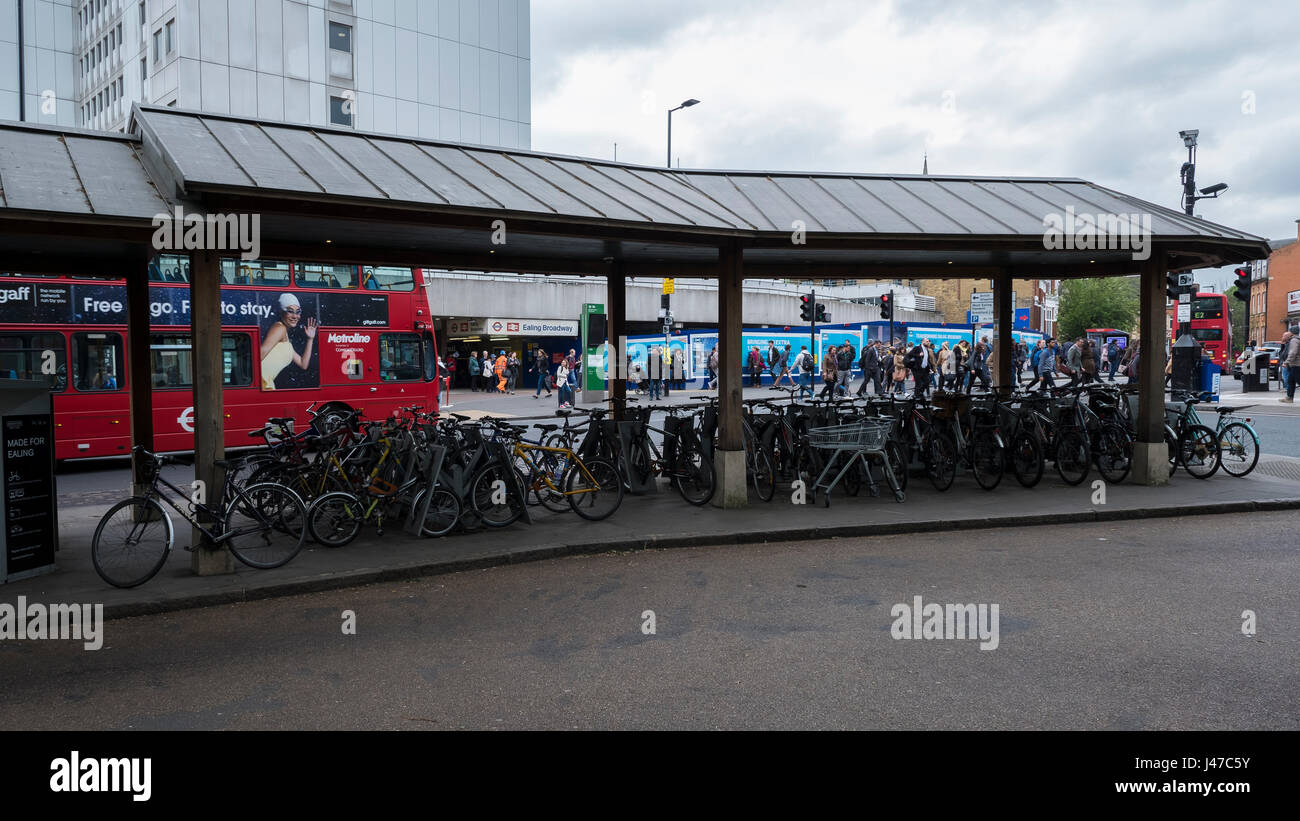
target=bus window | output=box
[0,332,66,390]
[361,266,415,292]
[379,333,422,381]
[150,333,253,388]
[1189,328,1223,342]
[223,259,290,287]
[150,253,190,283]
[296,263,356,289]
[72,332,124,391]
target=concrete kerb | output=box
[92,497,1300,622]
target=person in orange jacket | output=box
[495,350,508,392]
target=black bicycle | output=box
[91,446,307,588]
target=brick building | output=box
[918,278,1059,335]
[1248,222,1300,345]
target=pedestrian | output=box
[494,350,507,393]
[835,342,854,396]
[1080,340,1097,385]
[1035,339,1058,392]
[767,340,780,385]
[938,341,955,391]
[1061,339,1081,387]
[776,344,797,388]
[482,350,493,393]
[1279,329,1300,403]
[531,348,553,398]
[748,346,764,388]
[505,351,520,394]
[1107,340,1122,381]
[891,346,908,394]
[564,348,579,402]
[857,339,880,396]
[438,356,453,408]
[672,347,686,390]
[467,350,480,391]
[707,345,719,390]
[952,340,970,391]
[819,345,839,399]
[556,357,572,408]
[795,345,813,398]
[648,345,663,401]
[906,338,933,398]
[1029,339,1043,385]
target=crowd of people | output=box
[450,347,583,408]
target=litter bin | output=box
[1199,359,1221,402]
[1241,351,1269,393]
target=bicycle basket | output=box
[807,418,892,450]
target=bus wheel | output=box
[313,402,355,436]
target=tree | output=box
[1057,277,1139,341]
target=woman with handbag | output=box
[892,347,908,394]
[819,346,839,398]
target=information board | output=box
[3,414,57,577]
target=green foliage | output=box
[1057,277,1139,341]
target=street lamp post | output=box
[667,99,700,168]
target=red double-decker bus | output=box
[1174,291,1232,369]
[0,255,440,460]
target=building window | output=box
[165,19,174,54]
[141,57,147,81]
[329,95,353,126]
[328,22,352,53]
[153,29,161,63]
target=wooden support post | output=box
[1133,249,1170,485]
[607,264,626,421]
[189,250,232,574]
[126,250,154,497]
[993,270,1013,392]
[712,240,746,508]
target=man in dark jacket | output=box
[966,342,991,393]
[834,344,855,396]
[857,341,880,396]
[906,339,933,398]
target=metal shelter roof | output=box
[0,106,1273,277]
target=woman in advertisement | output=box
[260,293,318,389]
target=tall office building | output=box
[2,0,531,147]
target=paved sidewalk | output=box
[15,453,1300,620]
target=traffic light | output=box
[1166,272,1180,301]
[814,303,828,323]
[879,293,893,320]
[799,294,814,322]
[660,293,670,310]
[1232,267,1250,300]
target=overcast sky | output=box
[531,0,1300,287]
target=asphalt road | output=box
[2,511,1296,730]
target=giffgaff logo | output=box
[50,751,151,802]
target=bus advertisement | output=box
[0,256,440,460]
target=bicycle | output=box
[91,446,307,588]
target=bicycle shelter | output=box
[0,105,1271,575]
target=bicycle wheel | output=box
[411,486,461,537]
[1217,422,1259,477]
[565,458,624,521]
[924,431,957,492]
[525,449,571,513]
[1164,426,1180,475]
[1094,425,1132,484]
[469,464,525,527]
[91,497,173,588]
[304,490,362,548]
[672,445,716,506]
[1179,424,1220,479]
[885,440,909,493]
[1054,430,1091,486]
[1010,430,1043,488]
[225,484,307,568]
[971,429,1005,490]
[750,445,776,502]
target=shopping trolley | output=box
[807,416,905,505]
